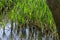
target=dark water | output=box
[0,22,54,40]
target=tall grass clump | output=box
[0,0,59,40]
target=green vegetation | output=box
[0,0,59,40]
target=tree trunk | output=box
[46,0,60,39]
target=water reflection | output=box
[0,22,56,40]
[5,22,11,37]
[26,27,29,40]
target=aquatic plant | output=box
[0,0,59,40]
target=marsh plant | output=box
[0,0,59,40]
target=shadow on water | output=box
[0,21,56,40]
